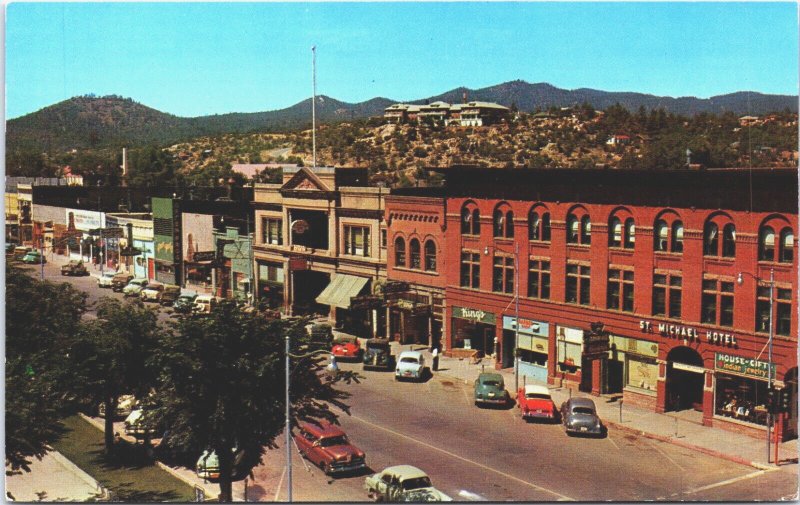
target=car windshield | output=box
[320,435,348,447]
[481,380,501,387]
[402,477,432,490]
[400,357,419,364]
[572,407,595,415]
[526,393,550,400]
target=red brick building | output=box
[389,167,797,438]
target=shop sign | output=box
[639,320,737,347]
[583,322,610,358]
[289,256,308,270]
[192,251,216,262]
[453,306,496,325]
[351,295,383,310]
[65,209,104,231]
[715,352,776,380]
[384,281,410,294]
[502,316,549,337]
[291,219,309,234]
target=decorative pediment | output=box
[281,167,331,192]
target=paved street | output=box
[14,259,799,502]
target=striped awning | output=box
[315,274,369,309]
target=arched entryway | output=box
[666,347,705,412]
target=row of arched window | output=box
[394,236,437,272]
[460,202,795,264]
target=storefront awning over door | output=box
[315,274,369,309]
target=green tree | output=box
[5,267,87,474]
[152,301,359,502]
[69,297,161,452]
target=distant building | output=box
[231,163,300,180]
[384,100,509,126]
[606,135,631,146]
[738,115,760,126]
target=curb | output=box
[155,462,219,500]
[48,450,107,497]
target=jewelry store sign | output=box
[715,352,775,380]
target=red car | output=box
[332,335,362,360]
[517,384,557,421]
[294,421,367,475]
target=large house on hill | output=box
[384,101,510,126]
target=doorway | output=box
[666,347,705,412]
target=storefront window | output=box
[626,355,658,392]
[556,326,583,372]
[715,374,769,426]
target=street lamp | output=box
[284,338,339,502]
[737,267,775,464]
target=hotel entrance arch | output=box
[666,346,705,412]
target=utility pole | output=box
[767,267,774,464]
[285,334,292,502]
[514,241,520,393]
[312,45,317,170]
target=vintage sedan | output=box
[365,465,452,502]
[363,338,394,371]
[395,351,426,381]
[332,335,362,361]
[21,250,45,264]
[294,421,367,475]
[124,408,157,439]
[173,293,198,313]
[195,448,253,482]
[474,372,509,407]
[97,271,117,288]
[122,278,149,297]
[140,282,165,302]
[517,384,557,421]
[560,397,604,436]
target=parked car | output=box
[12,246,32,261]
[173,293,198,313]
[395,351,426,381]
[364,465,452,502]
[140,282,165,302]
[21,250,45,264]
[363,338,394,371]
[294,421,367,475]
[195,448,253,482]
[111,272,134,292]
[97,271,117,288]
[332,335,362,361]
[6,242,18,254]
[159,284,182,306]
[97,394,136,419]
[473,372,509,407]
[122,278,149,297]
[560,397,604,436]
[193,295,218,314]
[124,408,157,439]
[517,384,556,421]
[61,260,88,276]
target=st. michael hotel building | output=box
[389,166,797,439]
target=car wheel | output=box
[322,463,332,475]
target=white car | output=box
[193,295,218,314]
[140,282,165,302]
[365,465,452,502]
[97,271,117,288]
[124,408,157,439]
[97,394,136,418]
[395,351,426,381]
[123,278,149,297]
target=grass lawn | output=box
[52,416,196,502]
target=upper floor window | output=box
[701,278,734,328]
[262,217,282,245]
[394,237,406,267]
[759,226,775,261]
[756,286,792,336]
[380,229,387,249]
[344,226,370,257]
[703,216,735,258]
[607,269,634,312]
[461,204,480,235]
[493,206,514,239]
[609,216,635,249]
[528,209,551,241]
[567,209,591,245]
[653,273,682,319]
[424,240,437,272]
[654,216,683,253]
[409,238,421,269]
[566,264,591,306]
[779,228,794,263]
[460,251,480,289]
[527,259,550,300]
[492,255,515,294]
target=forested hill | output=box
[7,81,797,152]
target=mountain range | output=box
[7,80,797,152]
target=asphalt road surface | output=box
[16,258,799,502]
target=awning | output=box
[315,274,369,309]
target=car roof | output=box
[300,420,346,438]
[524,385,550,395]
[398,351,423,359]
[196,295,214,301]
[567,397,597,409]
[334,336,358,344]
[382,465,428,481]
[145,282,164,288]
[366,338,390,345]
[478,372,503,382]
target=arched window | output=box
[567,214,579,244]
[493,208,505,237]
[461,204,480,235]
[461,207,471,235]
[609,217,622,247]
[722,224,736,258]
[541,213,551,241]
[703,222,719,256]
[505,210,514,238]
[424,240,437,271]
[654,220,668,251]
[580,216,592,245]
[671,221,684,253]
[394,237,406,267]
[759,226,775,261]
[624,218,635,249]
[409,239,421,269]
[780,228,794,263]
[529,211,540,240]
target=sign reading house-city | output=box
[639,320,737,347]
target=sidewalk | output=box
[389,341,798,470]
[5,450,108,502]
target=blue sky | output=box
[5,2,799,119]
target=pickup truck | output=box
[61,260,89,276]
